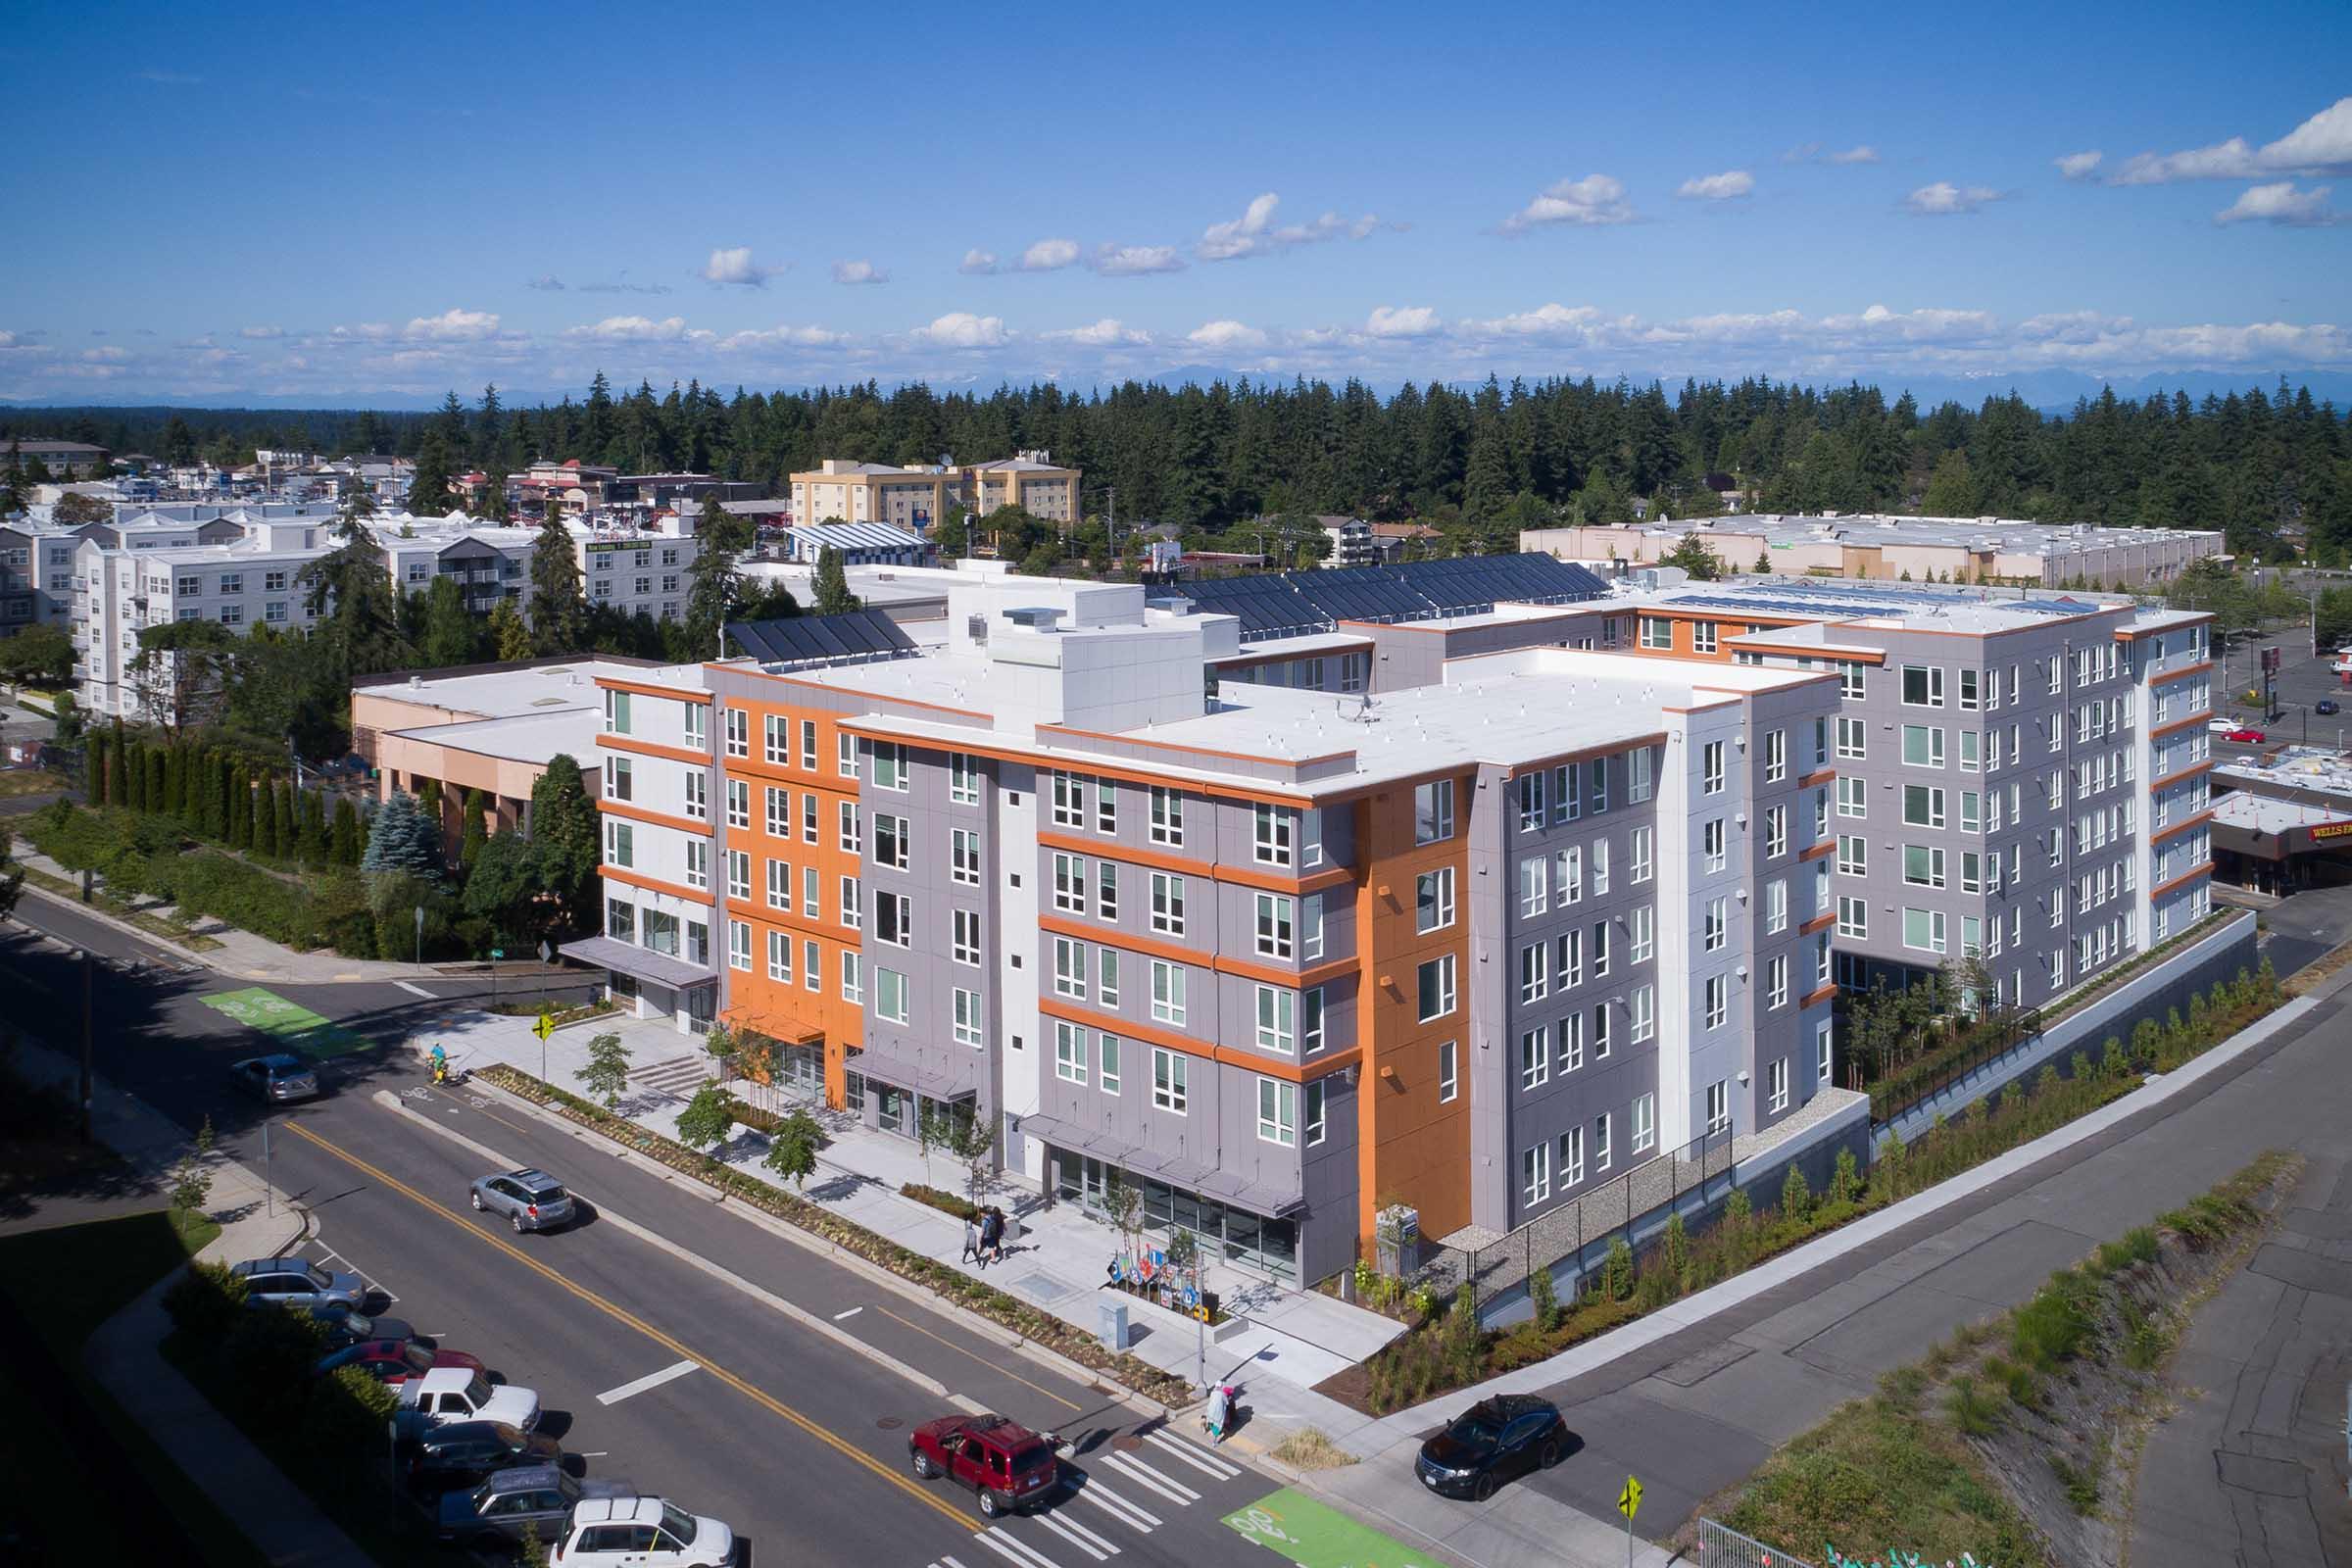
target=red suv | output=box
[906,1414,1061,1518]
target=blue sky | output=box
[2,0,2348,405]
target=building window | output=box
[1817,1021,1835,1084]
[1151,960,1187,1025]
[1520,1025,1550,1090]
[1703,897,1727,952]
[1416,867,1454,932]
[1702,741,1726,795]
[1640,615,1673,650]
[1768,954,1788,1008]
[1703,818,1726,871]
[1253,803,1294,865]
[951,828,980,885]
[1706,1080,1730,1135]
[1051,770,1088,828]
[1304,1080,1327,1146]
[838,802,861,855]
[1901,725,1946,768]
[683,838,708,890]
[838,732,858,778]
[607,896,635,942]
[1837,717,1866,760]
[766,930,792,983]
[1692,620,1718,655]
[953,989,983,1048]
[604,756,633,802]
[1522,1142,1550,1205]
[1764,730,1787,783]
[871,742,908,791]
[802,793,817,843]
[873,812,910,870]
[1519,856,1548,917]
[606,689,633,735]
[1097,860,1118,920]
[1765,878,1787,934]
[1902,664,1945,708]
[805,940,820,992]
[1704,974,1728,1029]
[1902,906,1948,954]
[726,850,750,902]
[1417,955,1456,1022]
[1517,770,1545,831]
[1902,785,1946,828]
[1628,747,1654,804]
[1257,1078,1298,1147]
[725,778,749,829]
[1100,1034,1123,1097]
[729,919,752,971]
[1150,786,1184,846]
[1903,844,1946,888]
[1054,854,1087,913]
[1055,1022,1089,1085]
[1519,942,1550,1003]
[1631,985,1654,1044]
[1633,1093,1656,1153]
[874,889,913,947]
[1053,937,1088,1000]
[1099,949,1121,1007]
[953,908,981,966]
[1438,1040,1458,1102]
[724,708,748,758]
[1414,778,1455,844]
[682,770,709,820]
[1838,835,1867,876]
[1838,776,1866,818]
[762,713,786,763]
[948,752,977,804]
[1150,872,1187,935]
[1152,1049,1188,1113]
[766,858,791,910]
[1838,896,1867,939]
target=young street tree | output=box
[576,1031,633,1109]
[674,1083,740,1154]
[762,1108,822,1188]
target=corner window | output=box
[1413,778,1454,845]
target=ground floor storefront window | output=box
[1050,1148,1297,1281]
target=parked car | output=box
[2208,716,2236,734]
[906,1413,1061,1518]
[434,1464,627,1546]
[550,1496,734,1566]
[1414,1394,1570,1500]
[231,1053,319,1103]
[2319,699,2340,715]
[315,1338,482,1386]
[396,1365,540,1432]
[228,1257,364,1312]
[397,1420,562,1499]
[2226,727,2267,743]
[305,1303,420,1351]
[468,1168,576,1233]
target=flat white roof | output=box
[357,660,645,719]
[385,708,605,767]
[2210,791,2352,836]
[2215,745,2352,800]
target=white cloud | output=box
[1455,303,1611,338]
[831,259,889,285]
[1677,171,1755,201]
[1197,192,1387,261]
[1500,173,1636,233]
[917,313,1009,349]
[1827,145,1879,165]
[564,316,690,341]
[2055,150,2104,180]
[1048,318,1154,347]
[1905,182,2004,216]
[82,346,128,363]
[1089,244,1185,276]
[715,324,845,350]
[1188,319,1267,352]
[701,246,783,286]
[238,326,285,340]
[1365,306,1441,338]
[403,308,502,341]
[526,274,565,291]
[2214,181,2343,227]
[958,248,1000,275]
[1017,238,1080,272]
[2109,96,2352,184]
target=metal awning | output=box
[720,1004,823,1046]
[848,1041,980,1099]
[1019,1119,1295,1215]
[558,936,717,991]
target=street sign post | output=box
[534,1009,555,1080]
[1617,1475,1642,1568]
[491,948,504,1008]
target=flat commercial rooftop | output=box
[386,708,604,766]
[1595,512,2222,552]
[357,659,648,718]
[1623,575,2146,635]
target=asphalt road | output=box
[0,894,1285,1568]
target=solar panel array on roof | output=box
[1179,552,1606,640]
[727,608,918,666]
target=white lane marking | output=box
[396,981,435,999]
[1141,1430,1241,1480]
[594,1358,700,1405]
[833,1306,863,1320]
[1102,1450,1197,1504]
[973,1529,1059,1568]
[932,1558,972,1568]
[1071,1477,1163,1529]
[1035,1509,1116,1559]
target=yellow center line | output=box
[280,1118,976,1533]
[871,1304,1083,1413]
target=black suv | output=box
[1414,1395,1569,1500]
[398,1420,564,1499]
[435,1463,625,1545]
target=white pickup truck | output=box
[395,1365,541,1432]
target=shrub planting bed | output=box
[477,1064,1196,1406]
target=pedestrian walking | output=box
[980,1206,1004,1264]
[961,1213,980,1265]
[1203,1383,1232,1446]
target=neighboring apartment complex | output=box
[1524,513,2225,587]
[789,452,1082,534]
[567,564,1840,1284]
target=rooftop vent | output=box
[1004,606,1063,631]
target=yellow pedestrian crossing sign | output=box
[1617,1475,1642,1519]
[532,1012,556,1041]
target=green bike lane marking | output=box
[1224,1487,1440,1568]
[200,986,368,1058]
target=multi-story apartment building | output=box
[0,520,81,634]
[789,452,1083,534]
[572,564,1836,1284]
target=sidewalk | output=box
[426,1009,1406,1409]
[9,1039,364,1566]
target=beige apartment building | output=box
[790,451,1081,531]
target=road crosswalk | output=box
[921,1433,1248,1568]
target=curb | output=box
[448,1064,1180,1422]
[18,880,220,967]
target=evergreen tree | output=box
[1921,448,1980,516]
[331,797,363,865]
[811,546,857,615]
[529,755,601,935]
[299,789,327,861]
[459,788,489,871]
[488,597,533,662]
[407,432,457,515]
[227,763,252,850]
[124,740,145,810]
[420,575,481,667]
[684,522,742,656]
[361,791,443,879]
[273,782,296,860]
[529,512,587,654]
[254,776,278,857]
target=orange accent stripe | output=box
[1033,997,1359,1083]
[2152,808,2215,846]
[1799,767,1838,788]
[1033,830,1352,895]
[1039,721,1357,771]
[1035,913,1357,989]
[1510,733,1670,778]
[2150,660,2214,686]
[2149,712,2211,741]
[2149,759,2214,793]
[599,799,711,837]
[1799,840,1836,862]
[835,727,1315,810]
[602,734,712,766]
[2150,864,2212,899]
[599,864,713,906]
[1737,643,1888,666]
[596,677,712,706]
[1799,910,1838,935]
[739,669,987,719]
[1801,984,1840,1007]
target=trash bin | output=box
[1098,1298,1129,1353]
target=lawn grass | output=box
[0,767,67,798]
[0,1208,265,1568]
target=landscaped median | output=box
[475,1062,1198,1407]
[1329,957,2287,1416]
[1687,1150,2302,1567]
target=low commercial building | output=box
[2209,746,2352,892]
[4,438,112,477]
[1523,513,2225,587]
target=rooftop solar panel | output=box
[727,608,917,665]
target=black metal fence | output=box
[1864,1005,2043,1127]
